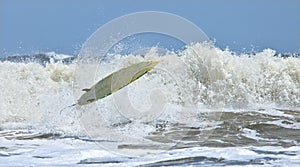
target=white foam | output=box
[1,43,300,135]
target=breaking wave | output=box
[0,43,299,134]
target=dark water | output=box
[1,109,299,166]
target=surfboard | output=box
[77,60,159,105]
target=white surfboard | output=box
[77,60,159,105]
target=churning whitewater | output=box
[0,43,300,166]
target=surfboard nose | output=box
[145,60,160,69]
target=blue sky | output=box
[0,0,299,57]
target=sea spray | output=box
[0,43,299,134]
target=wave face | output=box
[0,43,299,134]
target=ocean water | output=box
[0,43,300,166]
